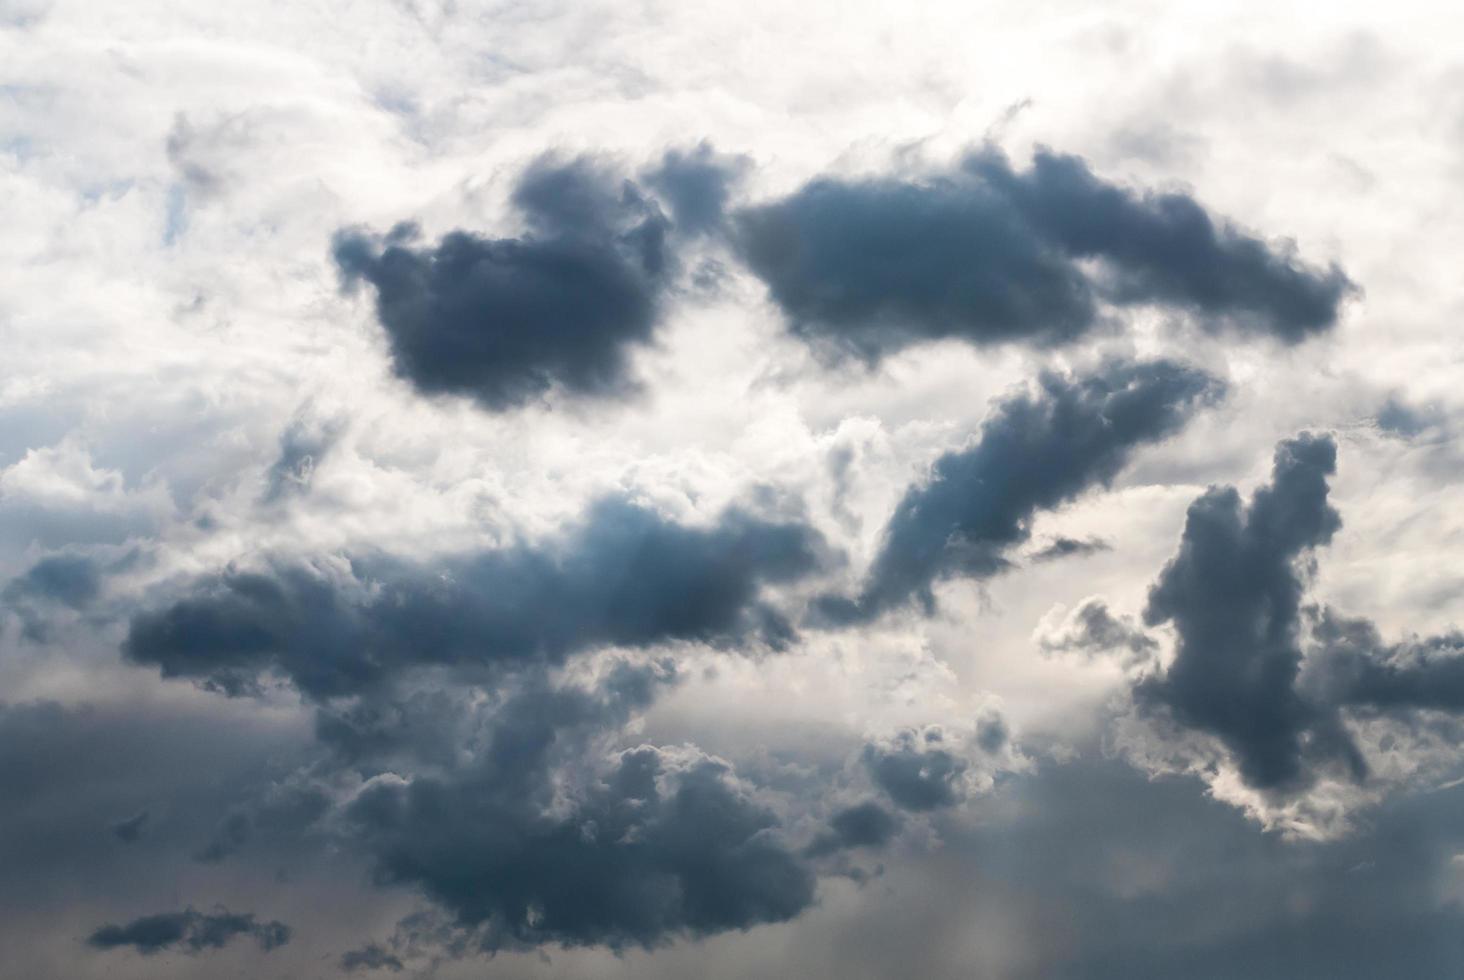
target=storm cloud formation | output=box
[863,728,971,811]
[124,497,823,700]
[333,157,673,410]
[340,668,815,951]
[1313,610,1464,714]
[87,908,290,955]
[735,147,1354,361]
[1136,434,1364,791]
[824,359,1221,620]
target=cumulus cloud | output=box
[805,801,902,857]
[735,146,1354,361]
[1311,610,1464,714]
[333,157,673,411]
[338,667,815,951]
[124,497,825,699]
[1134,434,1365,791]
[87,907,290,955]
[821,359,1221,621]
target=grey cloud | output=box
[821,359,1221,621]
[805,801,901,857]
[1030,535,1112,562]
[1136,434,1365,791]
[333,156,671,411]
[643,143,750,236]
[1038,597,1158,663]
[341,669,814,951]
[108,809,148,843]
[1374,394,1446,439]
[4,553,101,609]
[260,414,342,504]
[341,942,405,972]
[863,728,970,812]
[1311,609,1464,714]
[947,757,1464,980]
[124,496,824,700]
[86,907,290,955]
[735,146,1353,362]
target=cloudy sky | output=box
[4,1,1464,977]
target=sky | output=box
[3,1,1464,977]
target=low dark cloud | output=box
[4,553,101,609]
[87,907,290,955]
[342,669,814,951]
[1311,610,1464,713]
[108,809,148,843]
[124,497,824,700]
[333,156,672,410]
[643,144,749,237]
[340,942,405,972]
[734,146,1354,361]
[806,801,901,857]
[1136,434,1365,791]
[821,359,1221,621]
[863,728,970,812]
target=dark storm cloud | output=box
[332,156,672,410]
[1136,434,1366,791]
[108,809,148,843]
[734,146,1354,361]
[820,359,1221,621]
[124,497,823,700]
[341,668,814,951]
[863,728,970,811]
[86,907,290,955]
[942,757,1464,980]
[805,801,901,857]
[1310,609,1464,713]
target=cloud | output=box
[734,146,1354,361]
[1311,609,1464,714]
[340,670,815,951]
[124,497,824,700]
[643,144,750,237]
[4,553,101,609]
[863,727,971,811]
[86,907,290,955]
[260,413,342,504]
[1037,597,1158,665]
[1135,434,1366,791]
[333,156,673,411]
[340,942,405,972]
[821,359,1221,620]
[805,801,901,857]
[108,809,149,843]
[1030,536,1112,562]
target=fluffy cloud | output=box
[735,147,1354,362]
[333,157,674,411]
[124,496,824,699]
[822,358,1221,621]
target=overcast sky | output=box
[4,1,1464,977]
